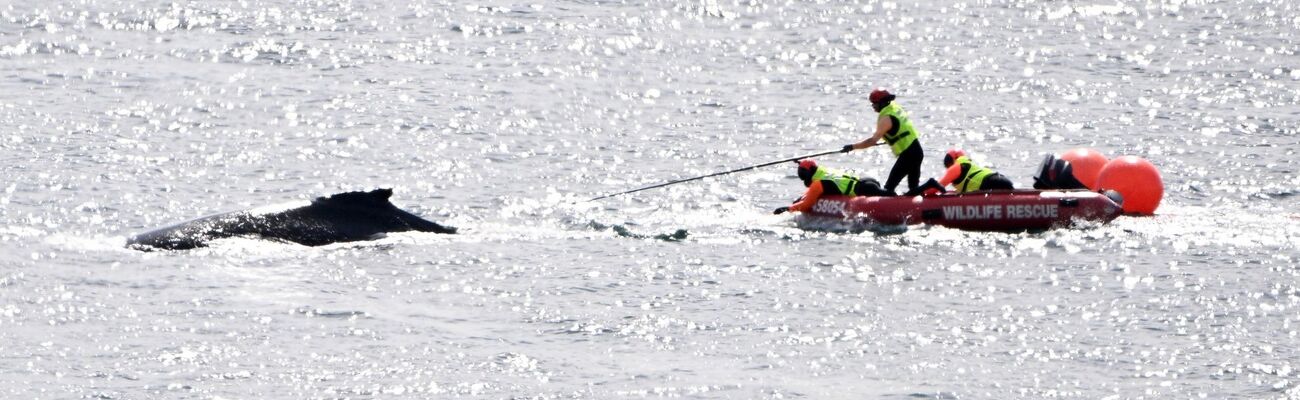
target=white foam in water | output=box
[1,0,1298,398]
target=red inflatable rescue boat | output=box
[801,190,1123,231]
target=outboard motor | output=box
[1102,189,1125,207]
[1033,154,1088,190]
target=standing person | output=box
[840,88,924,195]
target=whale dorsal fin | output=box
[315,188,394,206]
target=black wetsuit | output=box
[819,176,895,197]
[979,173,1015,190]
[885,141,924,194]
[851,177,895,196]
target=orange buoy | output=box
[1096,156,1163,215]
[1060,148,1109,189]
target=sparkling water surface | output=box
[2,1,1298,398]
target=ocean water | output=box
[2,0,1298,398]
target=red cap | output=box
[869,88,892,104]
[943,149,967,167]
[796,159,818,184]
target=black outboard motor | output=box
[1033,154,1088,190]
[1102,189,1125,207]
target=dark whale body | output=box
[127,189,456,250]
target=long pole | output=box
[585,149,844,202]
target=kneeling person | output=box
[908,149,1015,196]
[774,160,892,215]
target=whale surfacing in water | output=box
[127,188,456,250]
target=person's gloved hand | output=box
[773,206,790,215]
[841,144,854,153]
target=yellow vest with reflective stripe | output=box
[811,168,858,195]
[878,103,918,156]
[953,156,994,193]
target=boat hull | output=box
[802,190,1122,231]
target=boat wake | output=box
[584,221,689,242]
[793,214,908,235]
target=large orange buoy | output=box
[1060,148,1109,189]
[1096,156,1163,215]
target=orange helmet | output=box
[943,149,967,167]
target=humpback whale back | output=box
[127,189,456,250]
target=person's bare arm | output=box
[846,115,891,151]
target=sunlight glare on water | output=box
[1,0,1298,398]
